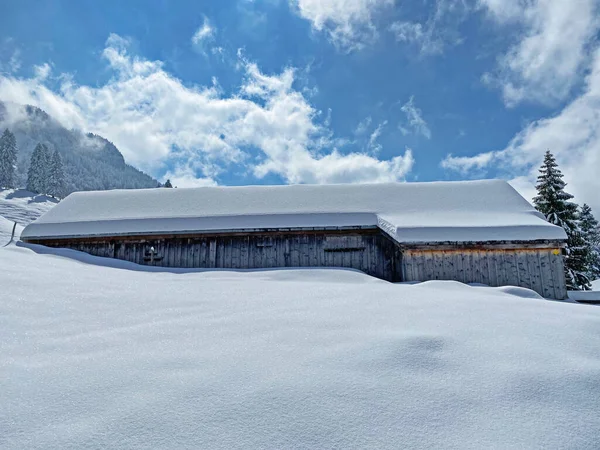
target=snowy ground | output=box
[0,189,58,226]
[0,189,57,245]
[2,243,600,449]
[593,279,599,291]
[0,215,23,245]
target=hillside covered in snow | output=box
[0,189,57,245]
[2,241,600,449]
[0,101,158,194]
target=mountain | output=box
[0,101,158,194]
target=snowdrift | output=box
[2,244,600,449]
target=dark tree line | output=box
[0,128,66,198]
[534,151,600,290]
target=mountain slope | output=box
[0,102,158,194]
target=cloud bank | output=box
[0,34,413,186]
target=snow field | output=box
[2,244,600,449]
[0,189,57,226]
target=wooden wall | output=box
[401,248,567,299]
[35,230,402,282]
[29,231,567,299]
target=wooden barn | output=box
[21,180,568,298]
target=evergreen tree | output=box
[579,204,600,281]
[533,150,591,290]
[163,179,173,188]
[48,149,65,198]
[0,128,18,188]
[27,143,52,194]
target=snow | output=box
[2,243,600,449]
[21,180,567,243]
[0,189,56,245]
[0,189,58,226]
[593,279,600,291]
[0,215,23,246]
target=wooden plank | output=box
[232,238,241,269]
[417,251,429,282]
[209,240,217,268]
[460,252,471,283]
[310,234,318,267]
[550,250,567,299]
[440,252,450,281]
[527,251,543,296]
[516,251,530,289]
[370,241,379,277]
[475,251,486,284]
[506,251,520,287]
[401,253,411,281]
[539,251,554,299]
[456,251,466,284]
[239,236,250,269]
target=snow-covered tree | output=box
[533,150,591,290]
[27,143,51,194]
[48,149,65,198]
[0,128,18,188]
[579,203,600,281]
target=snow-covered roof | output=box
[21,180,567,243]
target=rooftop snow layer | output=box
[21,180,567,243]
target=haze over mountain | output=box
[0,101,158,195]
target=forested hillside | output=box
[0,102,158,194]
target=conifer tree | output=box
[579,204,600,281]
[27,143,52,194]
[48,149,65,198]
[533,150,591,290]
[0,128,18,189]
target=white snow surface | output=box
[0,216,23,245]
[0,189,58,226]
[0,189,56,245]
[2,244,600,449]
[593,279,600,291]
[21,180,567,242]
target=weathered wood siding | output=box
[35,230,402,282]
[28,230,567,299]
[401,248,567,299]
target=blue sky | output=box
[1,0,599,211]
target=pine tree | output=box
[533,150,591,290]
[48,149,65,198]
[579,204,600,281]
[27,143,52,194]
[0,128,18,189]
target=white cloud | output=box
[9,49,21,73]
[191,16,216,54]
[354,116,372,135]
[389,0,469,55]
[441,47,600,213]
[0,33,414,186]
[192,16,215,44]
[507,176,537,205]
[0,40,21,74]
[33,63,51,80]
[163,165,218,188]
[290,0,394,51]
[440,152,495,174]
[479,0,600,106]
[367,120,387,153]
[400,96,431,139]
